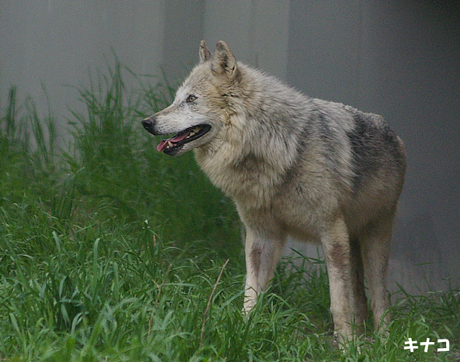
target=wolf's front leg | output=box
[243,226,286,313]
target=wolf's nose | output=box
[142,117,155,133]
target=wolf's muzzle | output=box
[142,117,156,134]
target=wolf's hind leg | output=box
[321,217,353,343]
[349,237,368,331]
[361,219,393,334]
[243,226,285,313]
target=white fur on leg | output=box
[243,226,285,314]
[322,216,353,344]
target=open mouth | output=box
[157,124,211,155]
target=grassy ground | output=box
[0,63,459,361]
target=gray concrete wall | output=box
[203,0,290,79]
[162,0,205,79]
[1,0,459,296]
[286,0,460,295]
[0,1,166,133]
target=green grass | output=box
[0,62,459,361]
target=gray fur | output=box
[142,40,406,345]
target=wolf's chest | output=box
[195,148,284,209]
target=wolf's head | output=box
[142,40,242,156]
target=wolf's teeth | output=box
[168,141,173,148]
[187,127,201,139]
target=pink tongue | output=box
[156,131,190,152]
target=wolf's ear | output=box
[199,40,212,63]
[211,41,240,80]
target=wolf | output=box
[142,40,406,343]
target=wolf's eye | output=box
[186,94,197,103]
